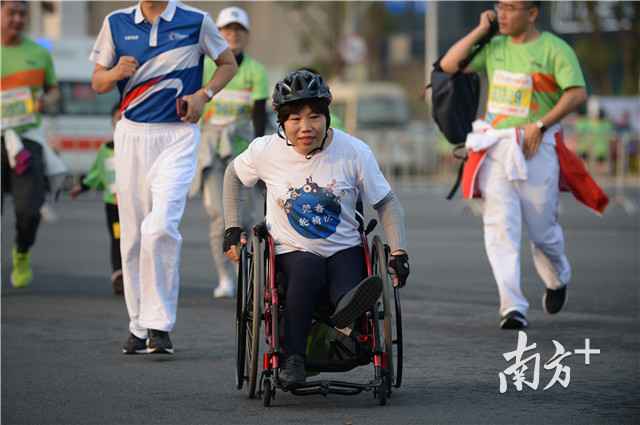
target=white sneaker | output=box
[40,202,59,223]
[213,279,235,299]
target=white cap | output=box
[216,7,250,31]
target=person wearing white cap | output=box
[90,0,237,354]
[190,6,269,299]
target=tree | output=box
[277,2,348,79]
[612,2,640,94]
[277,2,396,81]
[575,2,639,95]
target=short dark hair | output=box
[276,97,331,130]
[1,1,28,9]
[530,1,542,10]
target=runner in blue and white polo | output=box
[90,0,237,355]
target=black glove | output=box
[223,227,243,253]
[388,252,409,288]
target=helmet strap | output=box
[279,124,330,159]
[277,123,294,146]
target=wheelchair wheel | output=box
[235,241,250,390]
[378,374,388,406]
[245,232,264,398]
[371,235,403,389]
[262,378,273,407]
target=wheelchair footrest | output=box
[283,379,381,397]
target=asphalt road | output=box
[2,183,639,425]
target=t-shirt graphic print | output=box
[281,177,342,239]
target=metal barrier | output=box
[353,123,441,179]
[610,131,638,214]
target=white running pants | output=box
[114,118,200,338]
[198,126,260,287]
[478,140,571,317]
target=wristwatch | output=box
[535,120,547,133]
[202,87,214,101]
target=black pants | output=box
[276,246,366,357]
[1,137,46,253]
[105,203,122,272]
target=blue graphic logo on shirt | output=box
[283,177,341,239]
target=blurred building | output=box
[21,1,637,178]
[27,1,637,95]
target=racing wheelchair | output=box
[234,217,403,406]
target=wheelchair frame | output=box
[234,220,403,406]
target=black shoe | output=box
[279,354,306,388]
[330,276,383,328]
[122,333,148,354]
[500,311,529,330]
[543,285,567,315]
[111,271,124,295]
[147,329,174,354]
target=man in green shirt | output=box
[441,1,588,330]
[1,1,60,288]
[190,6,269,298]
[70,105,123,295]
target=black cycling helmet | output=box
[272,70,332,110]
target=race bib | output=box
[1,87,36,130]
[205,88,253,126]
[487,70,532,118]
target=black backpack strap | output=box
[446,145,468,200]
[427,23,495,92]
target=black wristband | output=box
[223,227,243,253]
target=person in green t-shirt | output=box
[1,1,60,289]
[575,110,614,174]
[70,105,123,295]
[190,6,269,299]
[440,1,588,330]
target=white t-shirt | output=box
[234,129,392,258]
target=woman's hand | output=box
[223,227,245,263]
[388,250,410,288]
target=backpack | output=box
[429,66,482,146]
[426,22,498,198]
[305,321,371,373]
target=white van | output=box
[329,81,432,176]
[44,38,119,175]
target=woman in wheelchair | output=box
[222,70,410,388]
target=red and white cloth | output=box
[462,121,609,215]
